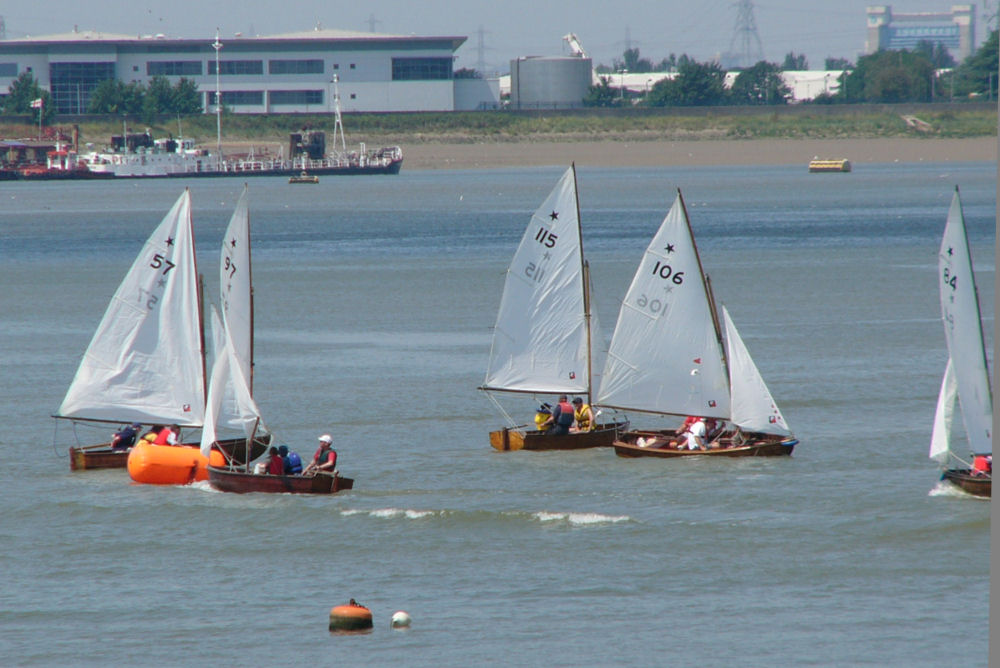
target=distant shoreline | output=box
[396,137,997,170]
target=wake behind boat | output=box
[929,188,992,498]
[480,165,627,451]
[599,190,797,459]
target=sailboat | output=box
[58,190,207,470]
[599,190,797,458]
[57,189,267,476]
[202,187,352,493]
[480,165,627,451]
[929,189,992,497]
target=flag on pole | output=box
[30,98,43,108]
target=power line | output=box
[728,0,764,67]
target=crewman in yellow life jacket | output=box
[534,403,552,432]
[571,397,594,432]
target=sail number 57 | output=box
[150,253,176,275]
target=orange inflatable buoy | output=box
[127,440,225,485]
[329,599,373,631]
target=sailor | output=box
[266,446,285,475]
[545,395,576,436]
[279,445,304,475]
[153,424,180,446]
[571,397,594,432]
[111,423,141,450]
[683,418,707,450]
[534,403,552,432]
[303,434,338,475]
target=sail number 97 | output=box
[652,261,684,284]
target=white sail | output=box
[220,186,253,388]
[58,190,205,425]
[200,309,265,456]
[722,306,790,435]
[598,193,729,418]
[929,358,958,463]
[938,190,992,454]
[482,166,591,395]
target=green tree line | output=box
[585,31,998,107]
[1,72,202,124]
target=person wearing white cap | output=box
[303,433,337,475]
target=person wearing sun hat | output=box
[303,433,337,475]
[534,403,552,432]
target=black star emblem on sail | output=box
[947,246,953,256]
[665,243,675,254]
[230,237,237,249]
[166,237,175,247]
[550,211,559,220]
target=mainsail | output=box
[935,189,992,456]
[57,190,205,426]
[202,189,266,454]
[597,192,730,418]
[482,166,595,396]
[220,186,253,389]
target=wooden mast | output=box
[571,163,593,402]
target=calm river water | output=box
[0,160,993,666]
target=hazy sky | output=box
[5,1,994,72]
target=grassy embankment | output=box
[1,105,995,148]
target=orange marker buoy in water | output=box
[329,599,373,631]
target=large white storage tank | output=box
[509,56,593,110]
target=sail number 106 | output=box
[652,261,684,284]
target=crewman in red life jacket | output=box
[544,395,576,436]
[266,446,285,475]
[971,454,992,476]
[153,424,180,445]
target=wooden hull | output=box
[941,469,992,497]
[613,429,797,458]
[207,467,354,494]
[489,421,629,452]
[69,444,129,470]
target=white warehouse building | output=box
[0,27,491,114]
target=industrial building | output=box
[866,5,976,60]
[0,27,506,114]
[508,56,594,110]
